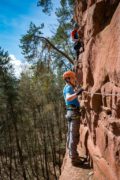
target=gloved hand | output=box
[76,88,84,95]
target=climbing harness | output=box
[66,105,80,110]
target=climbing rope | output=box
[84,91,120,97]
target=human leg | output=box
[74,41,82,59]
[68,119,80,159]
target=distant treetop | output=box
[37,0,74,14]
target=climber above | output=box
[71,23,84,60]
[63,70,84,166]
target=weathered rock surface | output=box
[60,1,120,180]
[59,149,92,180]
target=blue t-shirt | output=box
[63,84,80,107]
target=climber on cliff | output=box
[63,70,84,166]
[71,23,84,60]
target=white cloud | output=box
[9,54,31,78]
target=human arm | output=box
[66,88,84,101]
[66,93,77,101]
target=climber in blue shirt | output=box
[63,70,84,166]
[63,84,80,107]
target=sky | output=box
[0,0,59,77]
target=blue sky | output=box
[0,0,59,61]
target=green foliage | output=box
[0,47,66,179]
[20,1,75,68]
[37,0,74,14]
[50,0,75,69]
[37,0,53,14]
[22,0,74,68]
[20,22,74,67]
[37,0,75,70]
[20,22,44,61]
[0,47,18,163]
[0,47,12,72]
[0,47,17,107]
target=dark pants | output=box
[66,110,80,159]
[74,41,84,59]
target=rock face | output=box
[60,1,120,180]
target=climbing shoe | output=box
[79,156,88,163]
[71,158,85,167]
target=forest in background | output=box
[0,0,74,179]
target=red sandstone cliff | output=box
[60,1,120,179]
